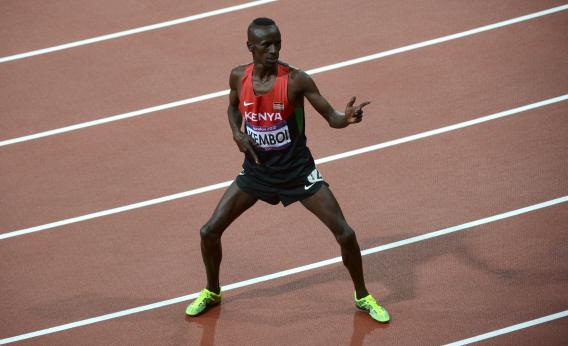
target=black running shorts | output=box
[235,167,329,206]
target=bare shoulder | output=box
[230,64,248,77]
[286,64,309,81]
[229,63,249,88]
[284,63,313,91]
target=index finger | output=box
[357,101,371,110]
[246,137,261,164]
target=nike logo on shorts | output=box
[305,168,324,190]
[304,183,317,190]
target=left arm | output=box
[295,70,370,128]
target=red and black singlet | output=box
[239,63,315,185]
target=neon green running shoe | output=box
[354,292,390,323]
[185,288,221,316]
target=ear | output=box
[246,41,253,52]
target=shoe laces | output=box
[361,296,384,312]
[193,290,212,306]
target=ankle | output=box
[206,286,221,295]
[355,289,369,300]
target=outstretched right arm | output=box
[228,67,260,165]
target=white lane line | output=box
[445,310,568,345]
[1,195,566,345]
[1,4,567,147]
[306,4,568,75]
[316,95,568,164]
[1,94,566,240]
[0,89,230,147]
[0,180,233,240]
[0,0,277,64]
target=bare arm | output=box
[296,70,369,128]
[227,69,243,136]
[228,67,260,164]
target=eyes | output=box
[258,40,281,50]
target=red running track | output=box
[1,0,567,344]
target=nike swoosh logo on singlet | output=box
[244,101,254,106]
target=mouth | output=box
[266,56,278,63]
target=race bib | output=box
[246,122,292,151]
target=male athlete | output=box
[186,18,389,323]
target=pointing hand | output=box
[345,96,370,124]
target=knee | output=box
[200,223,221,242]
[335,226,356,247]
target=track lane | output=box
[7,202,568,344]
[1,11,567,232]
[0,0,254,57]
[1,104,566,337]
[1,0,565,139]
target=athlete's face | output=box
[247,25,281,67]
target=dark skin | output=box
[200,23,371,299]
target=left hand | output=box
[345,96,370,124]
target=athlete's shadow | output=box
[184,304,221,346]
[359,229,567,309]
[350,310,390,346]
[359,226,544,303]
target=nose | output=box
[268,44,277,54]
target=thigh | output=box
[206,181,258,232]
[300,184,348,234]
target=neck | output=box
[252,62,278,81]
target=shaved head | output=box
[247,17,279,42]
